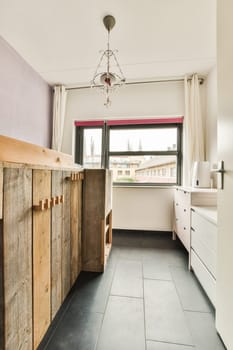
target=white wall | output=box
[62,81,184,155]
[63,82,217,231]
[63,81,184,231]
[113,187,174,231]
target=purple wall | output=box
[0,36,52,148]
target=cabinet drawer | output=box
[178,226,190,251]
[175,188,190,207]
[191,249,216,306]
[191,210,217,277]
[175,221,190,251]
[174,205,190,251]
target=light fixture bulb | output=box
[100,73,116,87]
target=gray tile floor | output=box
[39,230,226,350]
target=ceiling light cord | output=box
[91,14,126,107]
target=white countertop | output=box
[191,206,217,225]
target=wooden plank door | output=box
[0,166,2,349]
[2,168,32,350]
[77,176,83,275]
[61,172,71,301]
[0,167,3,220]
[70,174,82,286]
[33,170,51,349]
[51,171,63,320]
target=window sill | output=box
[113,183,177,189]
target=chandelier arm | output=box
[106,72,124,82]
[112,52,126,81]
[91,51,106,84]
[92,73,106,86]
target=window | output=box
[170,166,176,177]
[75,119,182,185]
[162,168,167,176]
[75,121,104,168]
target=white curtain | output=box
[183,74,205,186]
[52,85,67,151]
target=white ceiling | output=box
[0,0,216,86]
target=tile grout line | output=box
[143,276,172,282]
[168,264,196,347]
[43,285,80,350]
[147,338,195,348]
[169,265,213,314]
[94,248,119,350]
[184,309,212,314]
[110,293,143,300]
[142,257,147,350]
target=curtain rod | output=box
[65,76,205,91]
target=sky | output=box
[83,127,177,155]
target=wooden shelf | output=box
[105,224,110,233]
[105,243,112,265]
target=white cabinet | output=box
[190,206,217,307]
[173,187,217,254]
[174,188,191,251]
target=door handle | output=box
[211,160,225,189]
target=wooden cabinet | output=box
[190,206,217,306]
[33,170,51,349]
[1,168,33,350]
[50,170,82,319]
[0,135,83,350]
[82,169,112,272]
[70,172,83,285]
[0,167,83,350]
[173,187,217,263]
[51,170,63,320]
[61,171,71,301]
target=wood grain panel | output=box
[105,170,112,216]
[61,172,71,301]
[78,178,83,275]
[0,168,3,219]
[0,220,4,350]
[33,170,51,349]
[51,171,63,320]
[82,169,105,272]
[70,177,79,286]
[3,168,32,350]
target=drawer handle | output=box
[184,209,186,212]
[184,227,186,230]
[191,227,195,232]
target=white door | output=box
[216,1,233,349]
